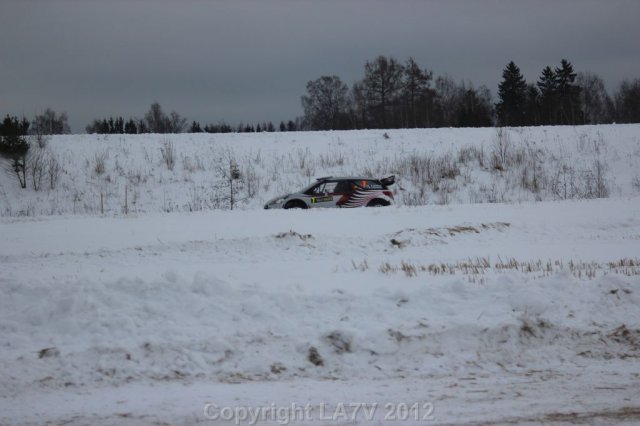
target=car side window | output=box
[305,183,323,196]
[334,180,350,193]
[324,181,338,194]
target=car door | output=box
[308,181,339,208]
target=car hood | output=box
[265,194,292,205]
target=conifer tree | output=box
[496,61,528,126]
[537,66,558,124]
[0,115,30,188]
[554,59,581,124]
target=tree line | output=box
[301,56,640,130]
[85,102,301,135]
[2,57,640,137]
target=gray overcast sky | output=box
[1,0,640,133]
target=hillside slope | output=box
[1,125,639,216]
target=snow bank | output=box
[1,199,639,405]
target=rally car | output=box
[264,176,395,209]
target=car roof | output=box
[315,176,379,182]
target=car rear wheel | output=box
[284,200,307,209]
[367,199,389,207]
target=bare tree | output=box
[433,76,463,127]
[145,102,169,133]
[614,78,640,123]
[28,148,46,191]
[576,72,613,124]
[301,76,350,130]
[160,138,176,170]
[32,108,70,135]
[215,149,243,210]
[363,56,404,128]
[144,102,187,133]
[401,57,433,127]
[47,155,61,190]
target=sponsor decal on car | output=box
[311,196,333,204]
[340,189,384,208]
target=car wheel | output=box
[284,200,307,210]
[367,199,388,207]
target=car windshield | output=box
[299,181,321,194]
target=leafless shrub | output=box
[275,230,313,241]
[550,164,575,200]
[30,132,50,149]
[295,147,311,170]
[94,152,107,176]
[270,363,286,374]
[307,347,324,366]
[457,145,481,165]
[404,154,432,187]
[401,261,417,277]
[590,159,609,198]
[294,148,316,180]
[252,148,263,166]
[379,262,393,274]
[351,259,369,272]
[325,331,352,354]
[520,144,543,193]
[28,148,47,191]
[519,316,551,339]
[38,347,59,359]
[127,168,148,185]
[402,190,428,206]
[549,159,609,200]
[181,154,206,174]
[160,139,175,171]
[184,184,198,212]
[435,180,457,205]
[319,152,345,168]
[47,155,61,190]
[214,148,243,210]
[392,152,461,204]
[478,180,506,203]
[434,153,460,180]
[182,155,196,173]
[490,128,512,171]
[243,163,260,199]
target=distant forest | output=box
[2,56,640,135]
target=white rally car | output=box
[264,176,395,209]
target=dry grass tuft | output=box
[366,257,640,281]
[275,230,313,241]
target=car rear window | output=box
[352,180,383,190]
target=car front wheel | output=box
[284,200,307,209]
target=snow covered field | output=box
[1,125,640,424]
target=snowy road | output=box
[1,198,640,424]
